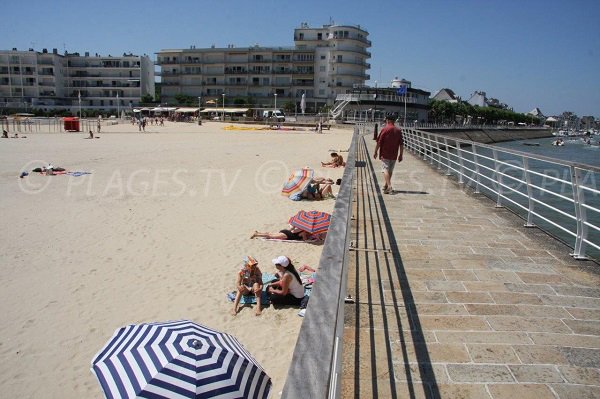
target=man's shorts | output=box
[381,159,396,173]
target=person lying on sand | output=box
[251,225,318,242]
[231,255,263,316]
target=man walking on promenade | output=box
[373,113,404,194]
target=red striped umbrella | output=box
[281,168,314,197]
[288,210,331,234]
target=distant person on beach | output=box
[301,179,336,200]
[231,255,263,316]
[2,129,8,138]
[374,113,404,194]
[321,152,345,168]
[251,225,321,242]
[97,119,101,133]
[88,130,94,139]
[266,256,304,306]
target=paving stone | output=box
[559,347,600,368]
[516,305,573,318]
[446,291,494,303]
[465,304,519,316]
[486,383,556,399]
[395,343,471,364]
[550,384,600,399]
[466,343,520,363]
[432,384,492,399]
[528,333,600,348]
[513,345,570,364]
[540,295,600,309]
[405,270,447,281]
[409,291,449,304]
[552,286,600,298]
[409,303,469,316]
[509,364,564,383]
[346,303,410,331]
[562,319,600,335]
[339,378,432,399]
[462,281,511,292]
[487,316,571,333]
[491,262,556,273]
[426,281,467,292]
[446,364,514,382]
[450,259,498,270]
[490,292,543,305]
[418,315,490,331]
[474,270,522,282]
[436,331,532,345]
[557,365,600,385]
[504,283,556,295]
[565,307,600,320]
[443,269,479,281]
[517,272,572,285]
[393,362,450,383]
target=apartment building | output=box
[156,22,370,112]
[0,48,154,112]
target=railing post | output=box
[434,137,442,170]
[443,137,452,176]
[456,141,465,184]
[472,146,481,193]
[570,166,589,259]
[492,149,503,207]
[523,157,535,227]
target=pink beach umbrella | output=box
[281,167,314,197]
[288,210,331,234]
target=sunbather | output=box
[321,152,345,168]
[231,255,263,316]
[267,256,305,306]
[250,225,313,241]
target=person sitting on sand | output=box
[231,255,263,316]
[251,225,318,242]
[88,130,94,139]
[2,129,8,138]
[321,152,345,168]
[302,181,335,200]
[266,256,305,306]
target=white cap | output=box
[272,256,290,267]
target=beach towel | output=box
[66,171,92,177]
[258,238,324,245]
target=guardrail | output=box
[282,124,363,398]
[402,127,600,261]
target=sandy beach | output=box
[0,120,352,397]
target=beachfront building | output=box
[431,88,460,103]
[330,77,430,123]
[0,48,154,113]
[156,22,370,114]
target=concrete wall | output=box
[421,128,553,144]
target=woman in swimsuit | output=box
[231,255,263,316]
[250,225,312,241]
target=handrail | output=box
[281,124,361,398]
[401,127,600,260]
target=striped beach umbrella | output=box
[281,168,314,197]
[91,320,271,399]
[288,210,331,234]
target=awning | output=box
[174,107,200,113]
[151,107,177,112]
[199,108,249,114]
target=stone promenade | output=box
[340,134,600,398]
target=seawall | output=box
[420,127,553,144]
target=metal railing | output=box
[402,127,600,260]
[282,124,362,398]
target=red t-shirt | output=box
[377,123,404,160]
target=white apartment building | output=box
[156,22,370,112]
[0,48,154,113]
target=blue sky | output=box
[2,0,599,117]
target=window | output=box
[320,55,326,60]
[317,33,322,40]
[319,66,326,72]
[319,89,325,95]
[299,33,304,40]
[337,55,343,62]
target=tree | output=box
[140,94,154,104]
[282,101,295,113]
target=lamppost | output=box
[274,93,277,111]
[117,92,120,119]
[222,93,225,121]
[198,96,202,125]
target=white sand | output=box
[0,120,352,397]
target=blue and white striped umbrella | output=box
[91,320,271,399]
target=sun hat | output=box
[272,256,290,267]
[243,255,258,267]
